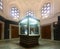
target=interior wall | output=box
[0,0,60,40]
[0,16,18,39]
[40,0,60,25]
[53,16,60,41]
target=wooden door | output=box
[0,23,2,40]
[11,26,19,38]
[41,25,51,39]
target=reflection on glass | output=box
[20,25,27,35]
[30,25,39,35]
[20,18,28,24]
[30,28,34,34]
[25,30,27,34]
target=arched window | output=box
[0,0,3,10]
[26,10,34,16]
[41,3,51,19]
[10,7,20,19]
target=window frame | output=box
[10,7,20,19]
[41,2,51,19]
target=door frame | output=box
[40,23,54,41]
[9,24,19,40]
[0,21,4,40]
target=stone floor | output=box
[0,39,60,49]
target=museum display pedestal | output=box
[19,35,40,47]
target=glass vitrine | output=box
[19,16,40,36]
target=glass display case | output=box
[19,16,40,47]
[19,16,40,36]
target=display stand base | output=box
[19,35,40,48]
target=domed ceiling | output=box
[0,0,59,25]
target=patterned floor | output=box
[0,39,60,49]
